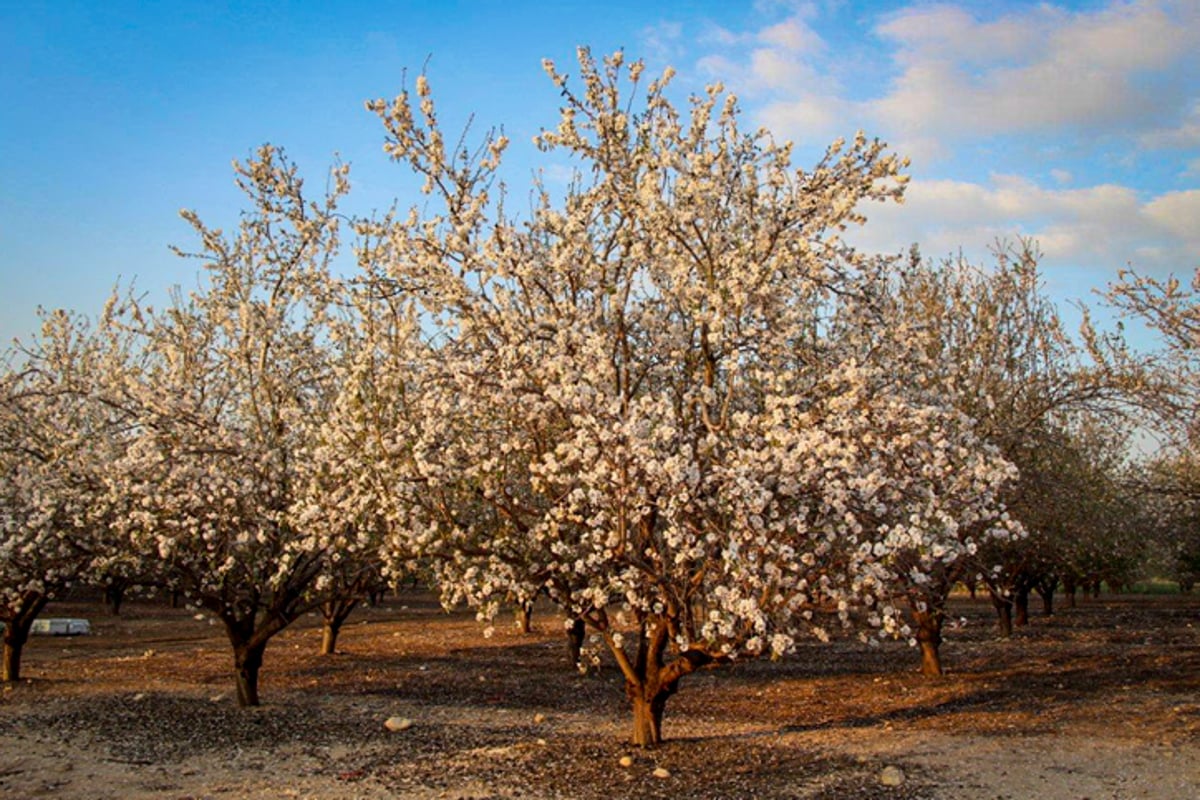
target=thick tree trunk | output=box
[615,615,716,747]
[566,617,586,668]
[913,610,944,677]
[1063,575,1078,609]
[234,641,267,707]
[628,685,669,747]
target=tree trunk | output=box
[1036,583,1055,616]
[516,601,534,634]
[234,640,267,707]
[3,622,31,684]
[628,685,668,747]
[913,610,944,677]
[990,592,1014,638]
[1014,586,1030,627]
[321,621,340,656]
[320,597,359,656]
[1063,575,1077,609]
[2,594,48,683]
[566,617,586,668]
[105,581,126,616]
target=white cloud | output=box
[757,93,859,145]
[759,18,824,54]
[872,1,1200,141]
[1141,101,1200,150]
[849,175,1199,279]
[685,0,1200,308]
[705,1,1200,150]
[698,23,753,47]
[876,4,1046,66]
[1144,190,1200,245]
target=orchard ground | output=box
[1,591,1198,799]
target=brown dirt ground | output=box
[1,591,1199,799]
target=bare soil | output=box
[2,591,1198,799]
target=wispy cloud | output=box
[638,20,686,65]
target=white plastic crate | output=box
[30,618,92,636]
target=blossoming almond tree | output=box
[367,50,1017,745]
[884,243,1128,651]
[111,146,355,705]
[293,243,426,656]
[1108,265,1200,439]
[0,309,134,682]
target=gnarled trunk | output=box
[220,602,302,707]
[610,615,717,747]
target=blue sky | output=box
[3,0,1198,351]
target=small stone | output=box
[384,716,414,732]
[652,767,671,779]
[879,766,905,787]
[618,756,633,768]
[533,713,547,724]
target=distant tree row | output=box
[1,49,1187,746]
